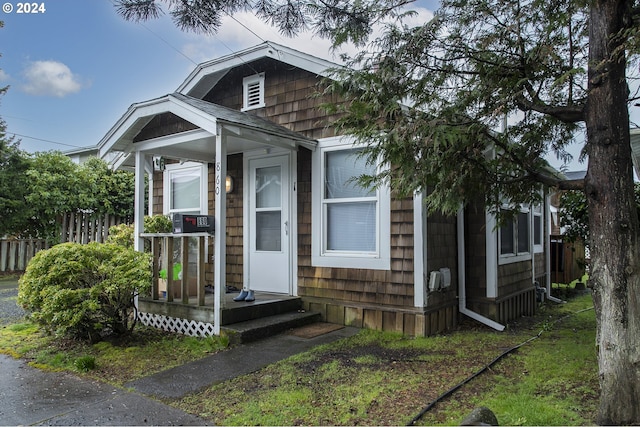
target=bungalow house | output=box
[98,41,552,339]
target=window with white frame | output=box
[163,162,208,217]
[241,73,265,111]
[499,206,531,262]
[533,203,544,252]
[312,137,390,270]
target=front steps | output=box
[221,309,321,344]
[140,292,321,343]
[221,293,320,344]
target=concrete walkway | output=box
[0,275,359,425]
[127,325,359,399]
[0,354,209,426]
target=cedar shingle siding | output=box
[464,201,538,323]
[142,54,540,335]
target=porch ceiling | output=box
[98,92,317,169]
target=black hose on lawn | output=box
[406,306,594,426]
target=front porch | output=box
[138,233,320,342]
[138,292,319,343]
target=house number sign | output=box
[215,161,221,195]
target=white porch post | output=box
[133,150,146,252]
[214,125,226,335]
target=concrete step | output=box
[221,295,303,325]
[221,310,322,345]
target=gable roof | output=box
[97,92,317,169]
[177,41,341,99]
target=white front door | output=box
[248,154,290,293]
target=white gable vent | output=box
[242,73,265,111]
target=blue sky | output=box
[0,0,602,171]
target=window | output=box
[312,137,390,270]
[533,203,543,252]
[325,149,377,252]
[499,206,531,263]
[241,73,265,111]
[163,162,208,217]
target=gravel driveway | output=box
[0,276,26,325]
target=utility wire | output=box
[7,132,89,149]
[104,0,198,66]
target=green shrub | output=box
[107,215,173,248]
[18,242,151,342]
[144,215,173,233]
[106,223,135,248]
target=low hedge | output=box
[18,242,151,342]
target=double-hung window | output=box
[499,205,531,263]
[163,162,208,216]
[312,137,390,270]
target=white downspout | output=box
[457,207,505,331]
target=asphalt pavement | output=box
[0,275,358,426]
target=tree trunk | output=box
[585,0,640,424]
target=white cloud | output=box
[179,6,435,67]
[0,69,9,82]
[21,60,84,97]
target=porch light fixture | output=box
[225,175,234,193]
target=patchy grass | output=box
[175,294,597,426]
[415,294,597,426]
[0,322,229,385]
[0,277,598,425]
[1,273,230,385]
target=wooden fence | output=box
[60,212,131,244]
[0,239,49,272]
[550,234,587,284]
[0,213,131,273]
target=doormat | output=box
[288,322,344,339]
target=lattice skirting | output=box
[138,312,216,337]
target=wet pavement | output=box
[0,355,209,425]
[0,276,359,425]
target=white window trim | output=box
[312,136,390,270]
[498,204,532,265]
[533,203,544,253]
[162,161,208,216]
[241,73,265,112]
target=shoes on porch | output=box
[233,290,249,301]
[244,290,255,302]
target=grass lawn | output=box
[0,273,598,426]
[171,293,597,426]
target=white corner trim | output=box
[485,211,498,299]
[413,192,426,307]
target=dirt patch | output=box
[296,344,445,371]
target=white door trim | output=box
[243,149,296,294]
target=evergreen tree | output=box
[115,0,640,422]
